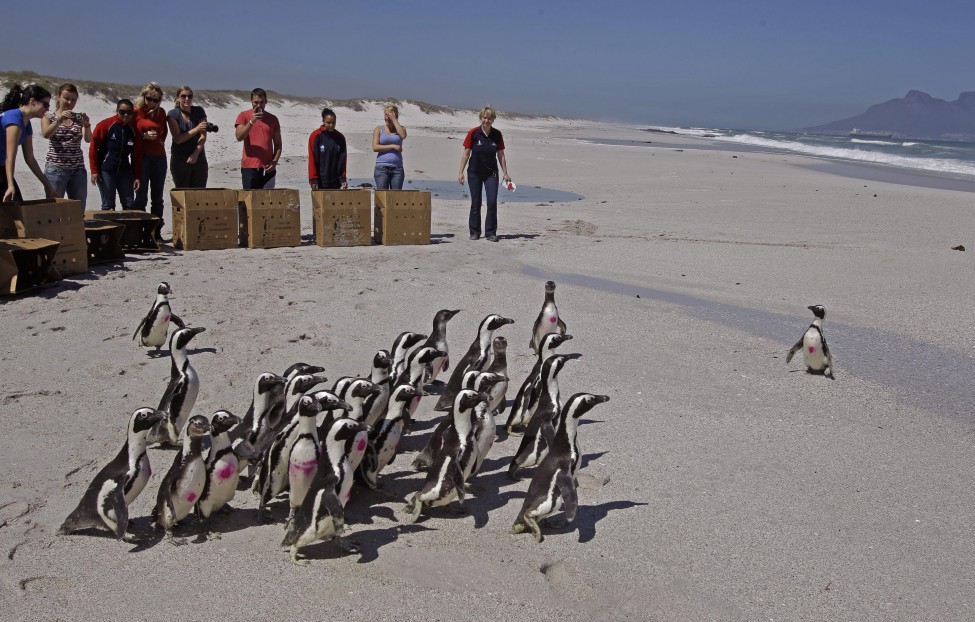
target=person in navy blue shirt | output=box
[458,106,512,242]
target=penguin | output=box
[786,305,835,378]
[484,336,509,416]
[287,396,325,524]
[328,379,381,474]
[282,362,326,382]
[195,410,244,536]
[390,331,427,380]
[151,415,212,544]
[231,372,286,477]
[529,280,567,354]
[132,282,186,351]
[507,333,573,435]
[283,373,329,422]
[59,407,166,540]
[358,383,421,489]
[470,372,508,479]
[281,418,369,565]
[511,393,610,542]
[421,309,461,385]
[254,391,350,522]
[253,365,326,450]
[391,345,446,425]
[362,350,393,429]
[435,314,515,412]
[509,354,571,480]
[412,370,503,472]
[403,390,486,523]
[147,326,206,446]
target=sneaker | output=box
[470,235,480,240]
[486,235,498,242]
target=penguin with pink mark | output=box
[529,281,567,355]
[152,415,211,545]
[786,305,835,379]
[195,410,246,538]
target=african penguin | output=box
[435,314,515,412]
[403,390,486,523]
[509,354,571,480]
[362,350,393,429]
[786,305,835,378]
[421,309,461,385]
[529,280,567,354]
[484,336,509,415]
[390,331,427,380]
[511,393,610,542]
[391,345,445,425]
[132,282,185,350]
[151,415,212,544]
[507,332,573,435]
[231,372,286,478]
[147,326,206,446]
[281,418,369,565]
[195,410,244,537]
[358,383,420,490]
[59,407,166,540]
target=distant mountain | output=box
[806,90,975,141]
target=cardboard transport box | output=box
[238,189,301,249]
[84,210,160,251]
[373,190,431,245]
[312,189,371,247]
[0,198,88,276]
[84,220,125,264]
[0,238,62,295]
[170,189,239,251]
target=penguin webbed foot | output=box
[166,531,189,547]
[505,425,524,437]
[290,547,310,566]
[508,466,522,481]
[403,497,423,524]
[524,517,544,543]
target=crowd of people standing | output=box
[2,82,515,241]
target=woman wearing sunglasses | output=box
[1,83,58,202]
[89,99,142,210]
[134,82,168,239]
[166,86,209,188]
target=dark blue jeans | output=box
[468,170,498,238]
[241,167,276,190]
[374,164,404,190]
[135,154,167,223]
[97,168,135,210]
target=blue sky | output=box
[3,0,972,129]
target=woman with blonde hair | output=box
[134,82,168,238]
[40,83,91,204]
[166,85,209,188]
[458,106,512,241]
[372,104,407,189]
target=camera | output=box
[205,122,219,132]
[70,112,83,122]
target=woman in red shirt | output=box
[134,82,168,240]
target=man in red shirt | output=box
[235,88,282,190]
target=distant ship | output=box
[849,128,894,139]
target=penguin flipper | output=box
[555,470,578,523]
[132,316,148,341]
[170,313,186,329]
[557,318,567,335]
[104,482,129,539]
[539,419,557,446]
[785,338,803,364]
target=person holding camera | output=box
[40,83,91,205]
[307,108,347,190]
[372,104,406,190]
[166,85,209,189]
[1,83,58,202]
[134,83,168,238]
[235,88,281,190]
[89,99,142,210]
[458,106,512,242]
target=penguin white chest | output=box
[802,329,827,369]
[289,438,320,506]
[209,454,239,506]
[145,306,171,346]
[349,431,369,470]
[173,458,206,518]
[124,454,152,504]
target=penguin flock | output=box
[59,279,835,563]
[59,280,621,563]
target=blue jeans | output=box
[134,154,167,223]
[44,165,88,206]
[468,170,499,238]
[374,164,404,190]
[97,168,136,211]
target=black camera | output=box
[205,122,219,132]
[70,112,83,122]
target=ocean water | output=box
[651,126,975,180]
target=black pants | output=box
[241,168,276,190]
[170,155,208,188]
[0,176,23,202]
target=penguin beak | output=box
[337,400,353,412]
[593,395,610,404]
[561,334,573,341]
[189,326,206,336]
[355,422,371,433]
[150,409,167,424]
[503,317,515,325]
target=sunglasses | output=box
[178,94,193,100]
[145,96,161,103]
[118,109,134,116]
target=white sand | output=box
[2,96,974,621]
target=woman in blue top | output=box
[372,104,407,190]
[1,84,58,202]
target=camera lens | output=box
[205,123,219,132]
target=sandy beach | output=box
[1,95,974,621]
